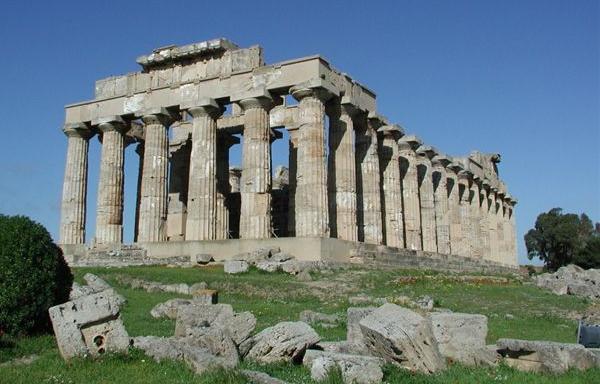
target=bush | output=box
[0,214,73,335]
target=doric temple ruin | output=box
[59,38,518,269]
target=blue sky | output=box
[0,0,597,265]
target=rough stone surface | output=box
[256,260,282,273]
[150,298,193,319]
[222,311,257,346]
[242,321,320,363]
[183,327,239,366]
[241,370,289,384]
[347,307,376,348]
[497,338,600,374]
[270,252,294,262]
[303,349,384,384]
[114,274,207,295]
[174,304,235,337]
[224,260,250,274]
[429,312,496,366]
[195,254,214,264]
[49,289,129,360]
[534,265,600,299]
[359,303,446,373]
[299,310,339,326]
[192,289,218,304]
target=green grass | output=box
[0,265,598,383]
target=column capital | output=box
[340,95,363,117]
[447,161,463,174]
[458,169,473,181]
[416,145,437,159]
[397,134,422,151]
[63,122,93,139]
[231,89,275,111]
[93,115,128,134]
[290,78,339,102]
[184,98,223,118]
[137,107,179,126]
[377,124,403,139]
[431,154,451,168]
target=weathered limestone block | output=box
[138,108,177,242]
[347,307,376,349]
[303,350,384,384]
[150,298,194,319]
[356,114,383,244]
[60,123,92,245]
[241,370,289,384]
[327,99,358,241]
[183,327,239,366]
[94,116,129,244]
[49,290,129,360]
[398,135,422,250]
[242,321,320,363]
[237,94,274,239]
[291,82,337,237]
[429,312,496,366]
[431,155,451,254]
[192,289,218,304]
[174,304,235,337]
[185,99,222,241]
[359,303,446,373]
[222,311,257,346]
[224,260,249,274]
[496,338,600,374]
[378,125,404,248]
[299,310,340,327]
[256,260,282,272]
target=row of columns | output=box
[59,83,517,264]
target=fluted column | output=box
[398,135,423,250]
[287,128,299,237]
[508,197,518,265]
[488,188,499,262]
[469,176,482,258]
[94,116,129,245]
[134,143,144,242]
[216,133,239,239]
[327,98,358,241]
[378,125,404,248]
[479,180,491,260]
[503,198,512,264]
[496,191,506,263]
[447,163,462,255]
[237,95,274,239]
[185,100,222,241]
[431,155,451,254]
[457,170,473,257]
[60,123,92,245]
[291,83,336,237]
[356,113,384,244]
[416,146,437,252]
[138,108,175,242]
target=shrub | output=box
[0,214,73,335]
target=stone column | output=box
[431,155,451,254]
[416,145,438,253]
[469,176,482,259]
[457,170,473,257]
[488,188,499,262]
[496,191,506,263]
[355,113,384,244]
[94,116,129,245]
[398,135,423,250]
[236,94,274,239]
[479,180,491,260]
[60,123,92,245]
[508,197,519,265]
[167,122,191,241]
[184,99,222,241]
[137,108,176,243]
[447,163,462,255]
[327,97,358,241]
[134,143,144,242]
[378,124,404,248]
[287,128,299,237]
[216,133,239,240]
[290,82,337,237]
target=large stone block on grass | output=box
[224,260,249,274]
[359,303,446,373]
[347,307,376,348]
[303,349,384,384]
[49,289,129,360]
[242,321,320,363]
[150,298,193,319]
[496,338,600,374]
[429,312,496,366]
[174,304,235,337]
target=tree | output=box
[525,208,599,271]
[0,214,73,335]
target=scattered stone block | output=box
[429,312,496,366]
[49,289,129,360]
[83,273,112,291]
[496,338,600,374]
[192,289,218,304]
[270,252,294,262]
[174,304,235,337]
[416,295,434,311]
[194,254,214,265]
[241,369,289,384]
[242,321,320,363]
[222,311,257,345]
[256,261,282,273]
[359,303,446,373]
[347,307,376,348]
[183,327,239,366]
[303,350,384,384]
[224,260,249,274]
[299,310,339,327]
[69,282,96,300]
[296,269,312,281]
[150,298,193,319]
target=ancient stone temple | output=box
[59,38,518,269]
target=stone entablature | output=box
[59,38,519,267]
